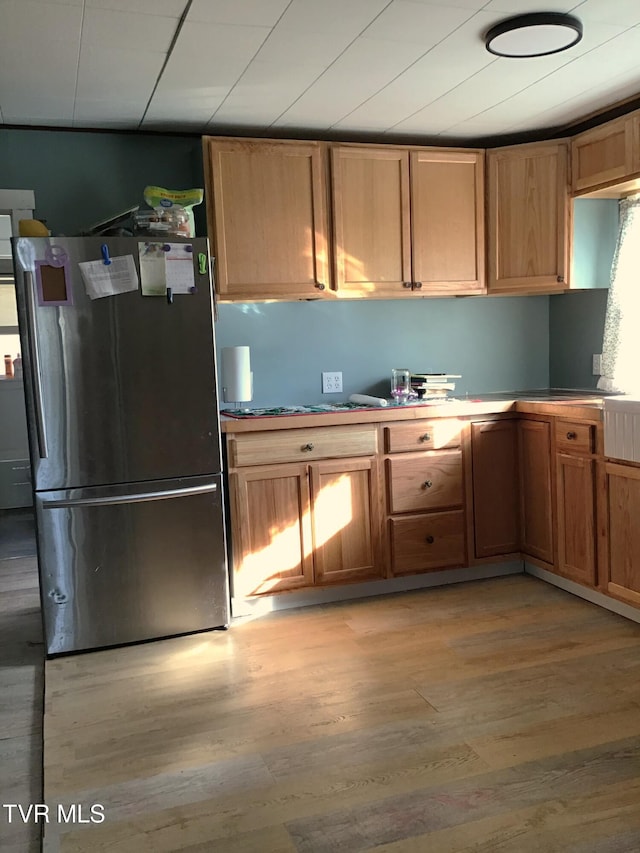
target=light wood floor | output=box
[0,555,44,853]
[43,575,640,853]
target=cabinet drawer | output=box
[384,419,462,453]
[387,450,462,513]
[229,425,377,467]
[555,421,594,455]
[391,511,465,574]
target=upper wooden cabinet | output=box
[331,145,485,297]
[203,137,330,301]
[571,114,640,195]
[487,141,571,293]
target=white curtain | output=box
[598,193,640,394]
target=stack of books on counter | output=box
[411,373,462,400]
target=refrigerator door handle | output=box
[42,481,218,509]
[24,270,49,459]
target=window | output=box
[0,279,21,376]
[598,194,640,395]
[0,215,12,261]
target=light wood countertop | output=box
[220,394,604,432]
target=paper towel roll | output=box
[349,394,388,407]
[222,346,252,403]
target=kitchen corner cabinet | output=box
[487,141,570,293]
[571,113,640,195]
[518,418,554,566]
[203,137,330,301]
[227,425,383,597]
[331,145,485,297]
[555,420,597,587]
[470,419,520,559]
[602,462,640,608]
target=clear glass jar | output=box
[391,368,411,403]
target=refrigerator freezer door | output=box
[37,474,229,655]
[15,237,221,491]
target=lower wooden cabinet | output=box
[518,419,554,566]
[229,454,383,597]
[556,453,596,586]
[230,463,313,597]
[385,422,467,577]
[225,410,636,617]
[471,420,519,558]
[602,462,640,607]
[310,457,383,585]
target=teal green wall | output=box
[549,198,618,389]
[549,290,608,390]
[571,198,618,289]
[216,297,550,407]
[0,127,203,237]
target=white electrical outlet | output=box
[593,353,602,375]
[322,371,343,393]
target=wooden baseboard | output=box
[524,562,640,625]
[231,560,524,618]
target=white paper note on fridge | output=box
[79,255,139,300]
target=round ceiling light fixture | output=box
[485,12,583,58]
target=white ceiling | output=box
[1,0,639,141]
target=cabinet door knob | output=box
[425,535,435,545]
[557,275,565,283]
[422,480,433,489]
[403,281,413,289]
[302,443,314,452]
[566,431,577,440]
[315,283,325,290]
[413,281,423,290]
[420,433,432,442]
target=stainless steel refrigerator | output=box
[12,236,229,655]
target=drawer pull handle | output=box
[566,431,577,440]
[302,443,315,452]
[426,535,435,545]
[422,480,433,489]
[420,433,432,442]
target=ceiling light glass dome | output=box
[485,12,583,58]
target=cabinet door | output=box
[410,149,485,294]
[571,116,637,194]
[331,146,412,296]
[310,457,383,584]
[230,464,313,596]
[518,419,554,565]
[556,453,596,586]
[204,138,329,300]
[487,142,570,293]
[471,420,519,559]
[604,462,640,607]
